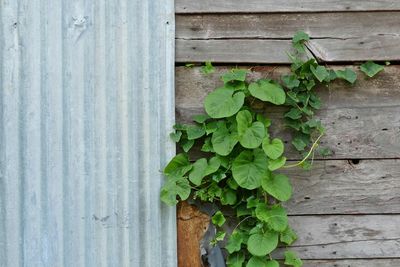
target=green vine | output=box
[161,31,384,267]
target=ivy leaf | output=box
[237,110,265,149]
[186,125,206,140]
[202,61,215,74]
[205,87,245,118]
[212,211,226,227]
[287,91,299,103]
[201,138,214,152]
[163,153,192,177]
[268,156,287,171]
[226,252,245,267]
[335,68,357,84]
[285,118,301,131]
[262,138,284,160]
[160,176,191,206]
[310,65,329,82]
[181,139,195,152]
[232,149,270,190]
[221,188,237,205]
[292,137,307,151]
[205,121,218,134]
[211,122,239,156]
[309,94,322,109]
[292,31,310,53]
[189,157,221,186]
[318,147,332,157]
[249,79,286,105]
[261,173,292,202]
[185,63,195,68]
[227,178,239,190]
[247,231,279,256]
[192,114,210,123]
[255,204,288,232]
[256,114,272,128]
[282,74,300,89]
[222,69,248,83]
[284,251,303,267]
[360,61,384,77]
[225,231,244,253]
[169,131,182,143]
[215,231,226,242]
[293,31,310,44]
[280,227,298,245]
[284,108,302,120]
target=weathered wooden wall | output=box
[175,1,400,266]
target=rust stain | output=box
[178,201,210,267]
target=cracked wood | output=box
[176,12,400,62]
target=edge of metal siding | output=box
[0,0,176,266]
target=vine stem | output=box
[282,131,324,169]
[232,216,252,232]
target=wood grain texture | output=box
[176,12,400,40]
[303,259,400,267]
[176,0,400,13]
[176,66,400,159]
[176,39,299,64]
[284,159,400,215]
[177,202,210,267]
[176,38,400,63]
[278,215,400,259]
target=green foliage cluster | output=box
[161,31,384,266]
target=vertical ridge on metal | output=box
[0,0,176,266]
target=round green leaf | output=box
[265,260,279,267]
[246,256,269,267]
[237,110,265,148]
[163,153,192,177]
[204,87,245,118]
[247,231,279,256]
[232,149,269,190]
[249,79,286,105]
[262,138,284,160]
[268,156,287,171]
[261,173,292,202]
[186,125,206,140]
[211,122,239,156]
[188,158,208,185]
[255,204,288,232]
[160,176,191,206]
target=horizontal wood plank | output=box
[176,12,400,40]
[284,160,400,214]
[176,39,298,64]
[176,38,400,63]
[176,66,400,159]
[303,259,400,267]
[176,0,400,13]
[277,215,400,259]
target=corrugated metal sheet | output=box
[0,0,176,266]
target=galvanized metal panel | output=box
[0,0,176,266]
